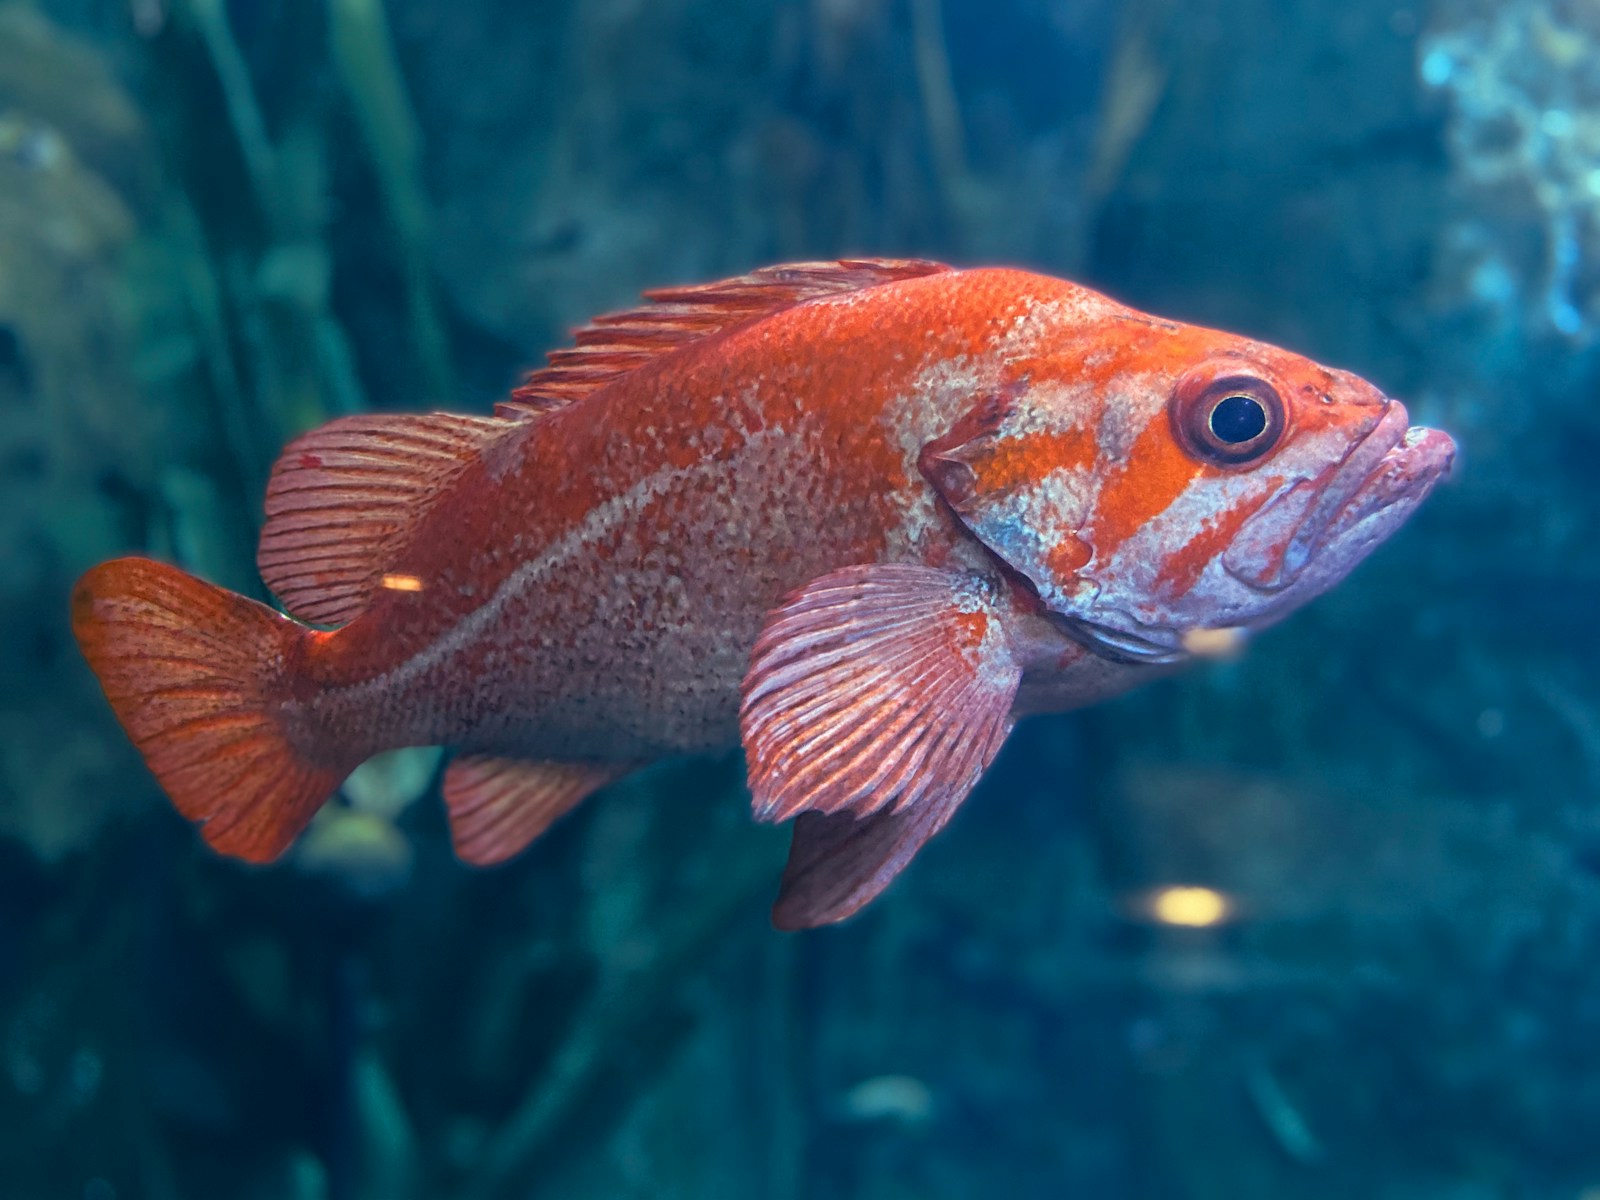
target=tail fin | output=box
[71,556,347,861]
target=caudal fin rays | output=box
[72,557,349,860]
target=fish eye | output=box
[1172,370,1286,467]
[1209,393,1267,443]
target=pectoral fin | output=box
[739,563,1021,924]
[772,796,968,930]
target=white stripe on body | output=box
[295,274,1133,766]
[298,423,801,760]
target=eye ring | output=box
[1171,369,1287,467]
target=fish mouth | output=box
[1049,401,1455,666]
[1224,401,1456,592]
[1314,422,1455,548]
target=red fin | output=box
[257,412,515,624]
[772,797,964,929]
[71,557,347,861]
[444,755,628,865]
[500,259,951,418]
[739,563,1020,831]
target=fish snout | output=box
[1281,400,1412,577]
[1317,420,1455,543]
[1224,400,1454,593]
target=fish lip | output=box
[1227,400,1448,592]
[1281,401,1412,579]
[1313,422,1455,548]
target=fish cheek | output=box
[1219,477,1316,591]
[920,400,1097,614]
[923,455,1096,613]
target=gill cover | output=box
[919,386,1095,616]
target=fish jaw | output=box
[1221,400,1454,593]
[1239,418,1455,623]
[1063,408,1455,661]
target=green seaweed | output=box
[327,0,453,403]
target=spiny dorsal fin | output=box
[257,412,517,625]
[499,258,952,419]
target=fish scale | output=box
[71,260,1454,928]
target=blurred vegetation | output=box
[3,0,1599,1198]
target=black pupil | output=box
[1209,394,1267,444]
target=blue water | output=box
[4,1,1598,1197]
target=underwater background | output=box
[3,0,1598,1196]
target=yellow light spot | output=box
[1181,626,1248,660]
[380,573,424,592]
[1149,886,1232,927]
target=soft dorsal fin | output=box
[499,258,951,419]
[257,412,517,625]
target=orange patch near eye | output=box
[1092,418,1205,554]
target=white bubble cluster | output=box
[1423,2,1600,341]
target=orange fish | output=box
[72,260,1454,927]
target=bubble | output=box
[1420,46,1454,87]
[1539,108,1575,138]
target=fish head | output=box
[921,317,1456,663]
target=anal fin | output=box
[444,755,628,866]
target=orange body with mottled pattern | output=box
[302,268,1090,761]
[72,260,1454,927]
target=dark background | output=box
[3,0,1598,1196]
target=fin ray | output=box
[257,412,516,624]
[72,557,349,861]
[772,793,963,930]
[739,563,1020,922]
[501,259,950,418]
[444,755,630,865]
[740,564,1020,826]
